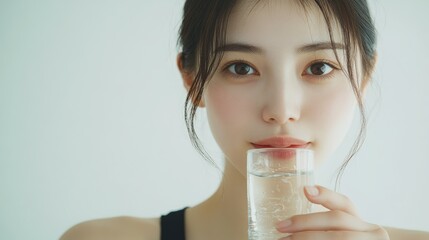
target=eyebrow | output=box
[215,43,263,54]
[297,42,345,53]
[215,42,345,54]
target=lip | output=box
[251,136,310,149]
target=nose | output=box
[262,78,302,125]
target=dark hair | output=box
[178,0,377,187]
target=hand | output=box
[275,185,390,240]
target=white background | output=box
[1,0,428,239]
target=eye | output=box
[304,62,334,76]
[227,62,256,76]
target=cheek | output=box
[204,82,255,148]
[312,91,356,128]
[205,87,241,127]
[307,85,357,163]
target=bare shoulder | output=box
[60,216,160,240]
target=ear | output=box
[176,53,205,108]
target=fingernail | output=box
[305,186,319,196]
[276,219,292,230]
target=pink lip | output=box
[252,136,310,149]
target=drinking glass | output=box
[247,148,314,240]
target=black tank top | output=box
[160,208,187,240]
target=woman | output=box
[60,0,429,239]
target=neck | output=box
[186,161,248,240]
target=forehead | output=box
[226,0,342,48]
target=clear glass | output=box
[247,148,315,240]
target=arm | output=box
[385,227,429,240]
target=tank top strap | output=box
[160,207,188,240]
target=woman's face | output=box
[202,1,362,176]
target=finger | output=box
[279,230,385,240]
[276,210,379,233]
[304,185,359,216]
